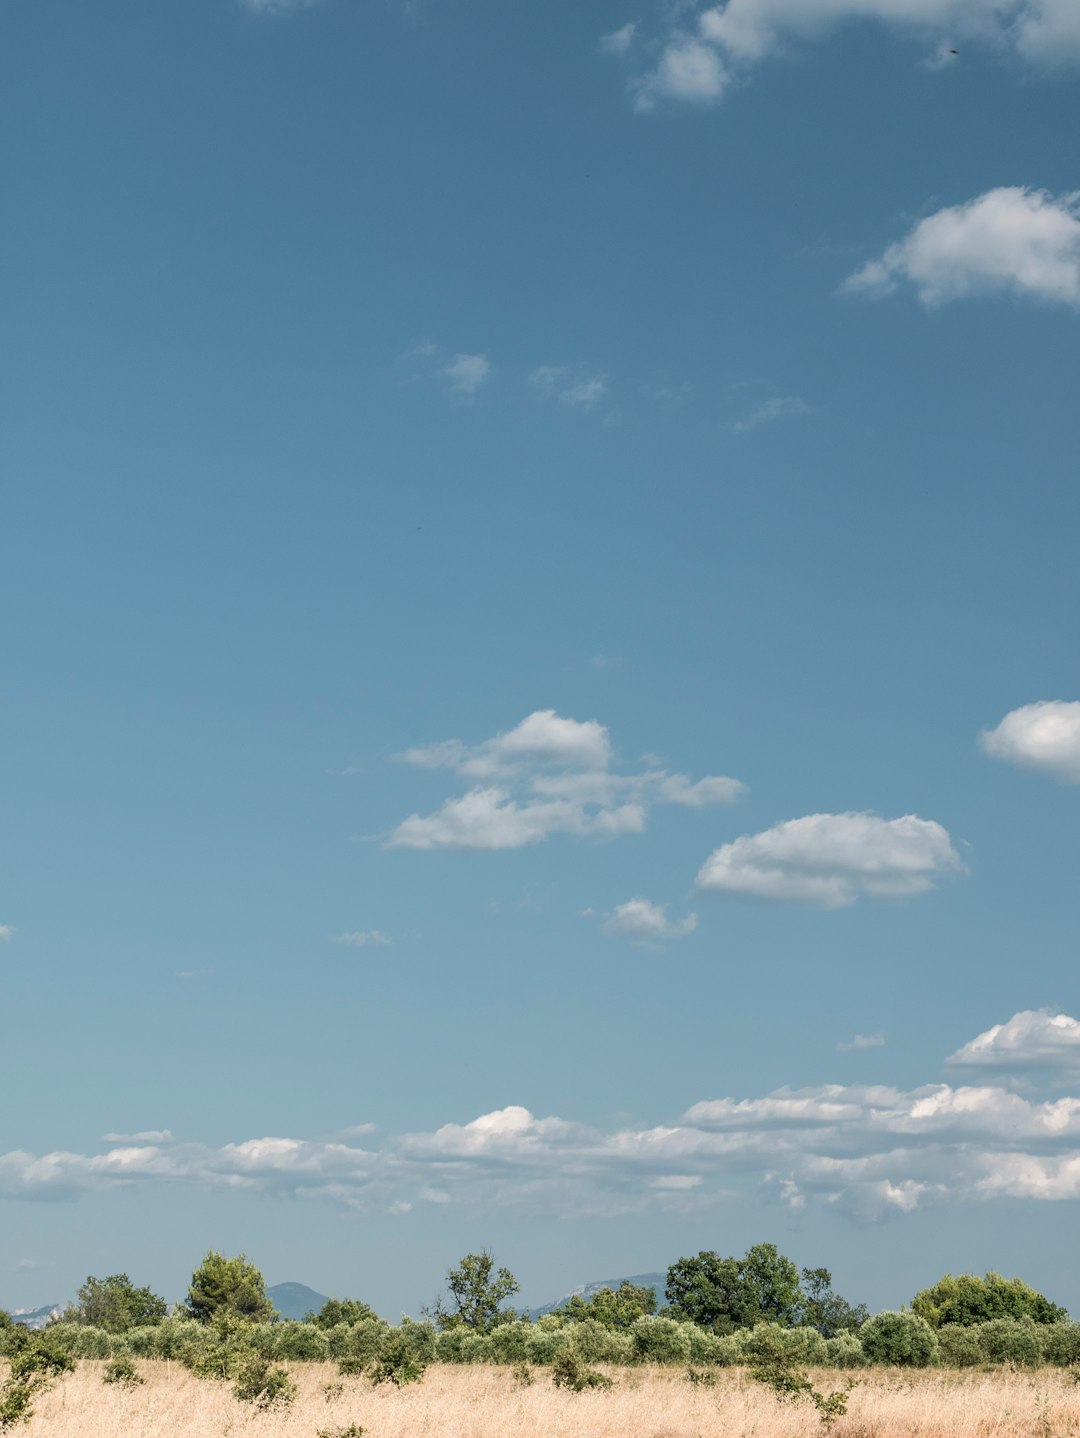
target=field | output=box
[14,1361,1080,1438]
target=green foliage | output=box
[232,1355,297,1410]
[912,1272,1068,1329]
[1040,1323,1080,1366]
[511,1362,535,1387]
[328,1317,389,1362]
[65,1274,167,1332]
[975,1316,1043,1366]
[556,1283,657,1330]
[822,1331,869,1369]
[859,1311,939,1367]
[322,1381,344,1402]
[488,1321,532,1364]
[630,1315,692,1365]
[369,1330,427,1386]
[936,1324,985,1368]
[748,1332,854,1432]
[665,1243,801,1333]
[685,1366,718,1386]
[186,1251,275,1325]
[551,1348,614,1392]
[0,1333,76,1432]
[311,1299,378,1329]
[102,1357,145,1388]
[316,1426,366,1438]
[337,1357,366,1377]
[433,1251,520,1333]
[798,1268,868,1336]
[737,1321,828,1366]
[181,1313,254,1380]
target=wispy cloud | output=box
[588,898,698,943]
[9,1017,1080,1218]
[622,2,1080,113]
[947,1009,1080,1071]
[733,394,811,432]
[0,926,13,943]
[387,710,745,850]
[980,700,1080,783]
[844,188,1080,307]
[837,1033,886,1052]
[697,812,967,908]
[241,0,322,13]
[332,930,392,947]
[100,1131,174,1145]
[441,353,492,397]
[530,366,608,411]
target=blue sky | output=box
[3,0,1080,1319]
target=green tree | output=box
[556,1282,657,1330]
[859,1310,938,1367]
[310,1298,378,1329]
[741,1244,803,1327]
[665,1252,759,1334]
[65,1274,167,1332]
[911,1272,1067,1328]
[798,1268,868,1337]
[186,1251,275,1325]
[432,1251,519,1333]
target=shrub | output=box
[336,1318,389,1363]
[456,1333,495,1364]
[686,1329,730,1365]
[337,1357,366,1377]
[369,1330,427,1386]
[232,1356,297,1411]
[569,1319,632,1365]
[630,1316,692,1365]
[524,1326,571,1365]
[316,1426,366,1438]
[488,1321,531,1364]
[737,1323,827,1366]
[0,1339,76,1432]
[1042,1324,1080,1367]
[822,1331,868,1369]
[859,1311,939,1367]
[256,1321,329,1362]
[551,1349,614,1392]
[511,1362,535,1387]
[976,1317,1042,1366]
[937,1325,985,1368]
[686,1366,718,1386]
[102,1357,144,1388]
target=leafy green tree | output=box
[310,1298,378,1329]
[556,1283,657,1329]
[798,1268,868,1337]
[911,1272,1067,1328]
[432,1251,520,1333]
[666,1244,802,1334]
[65,1274,167,1332]
[186,1251,275,1325]
[859,1311,938,1367]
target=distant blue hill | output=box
[8,1305,61,1330]
[267,1282,329,1321]
[528,1272,666,1320]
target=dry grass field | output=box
[12,1361,1080,1438]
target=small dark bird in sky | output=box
[950,48,958,54]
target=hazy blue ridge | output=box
[7,1305,61,1329]
[267,1282,330,1321]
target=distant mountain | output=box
[528,1272,666,1320]
[8,1305,61,1330]
[267,1282,329,1321]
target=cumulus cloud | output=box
[440,353,492,397]
[733,395,811,432]
[11,1022,1080,1217]
[622,2,1080,111]
[948,1010,1080,1071]
[980,700,1080,782]
[530,366,608,411]
[590,898,698,942]
[388,710,745,850]
[696,811,966,907]
[844,188,1080,306]
[333,930,391,947]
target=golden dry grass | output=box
[14,1361,1080,1437]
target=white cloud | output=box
[625,2,1080,111]
[600,22,638,55]
[333,930,391,947]
[388,710,745,850]
[100,1131,174,1145]
[948,1009,1080,1071]
[13,1028,1080,1218]
[837,1033,886,1052]
[733,395,811,432]
[844,188,1080,307]
[633,38,729,110]
[440,353,492,397]
[531,366,608,411]
[0,926,12,943]
[592,898,698,942]
[696,811,966,907]
[242,0,321,12]
[980,700,1080,782]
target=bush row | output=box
[5,1312,1080,1370]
